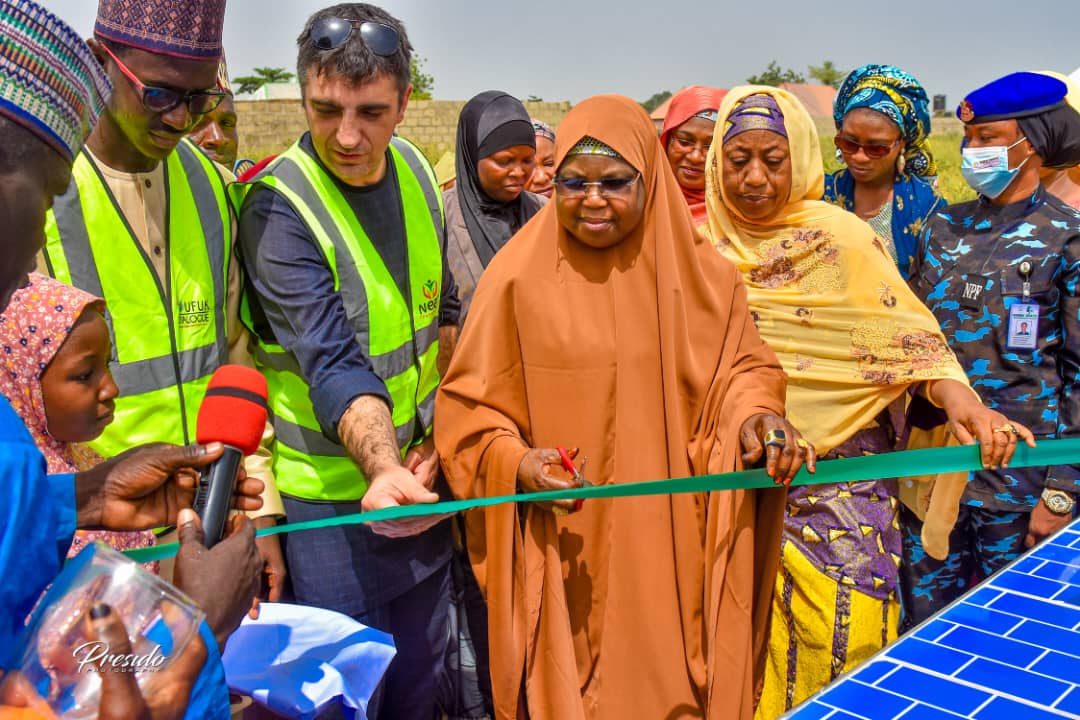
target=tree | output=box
[232,66,295,95]
[233,66,295,95]
[746,61,805,87]
[808,60,846,89]
[641,90,672,114]
[410,56,434,100]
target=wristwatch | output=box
[1041,488,1076,516]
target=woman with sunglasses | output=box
[436,95,813,719]
[824,64,945,279]
[703,86,1032,718]
[445,91,546,318]
[660,85,727,226]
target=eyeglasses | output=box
[100,43,226,115]
[310,17,401,55]
[834,134,901,159]
[553,173,641,199]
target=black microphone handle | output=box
[193,444,243,548]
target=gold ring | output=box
[763,428,787,448]
[796,438,810,450]
[993,424,1017,435]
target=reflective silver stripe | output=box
[267,158,371,329]
[177,140,228,363]
[50,177,120,359]
[416,384,436,432]
[391,137,444,236]
[273,415,348,457]
[112,346,220,396]
[361,321,438,381]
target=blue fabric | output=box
[834,64,937,177]
[238,136,461,440]
[909,186,1080,510]
[959,72,1069,123]
[222,602,395,720]
[185,621,231,720]
[823,170,946,279]
[0,396,73,670]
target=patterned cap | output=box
[693,109,719,123]
[723,93,787,143]
[532,118,556,142]
[565,136,621,158]
[95,0,226,61]
[0,0,111,162]
[216,56,230,93]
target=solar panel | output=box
[782,516,1080,720]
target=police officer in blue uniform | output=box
[903,72,1080,627]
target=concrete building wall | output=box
[234,98,572,163]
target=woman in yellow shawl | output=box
[703,86,1035,717]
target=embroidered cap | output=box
[565,136,621,158]
[0,0,111,162]
[532,118,556,143]
[958,72,1068,124]
[95,0,226,61]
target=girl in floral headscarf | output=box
[0,273,156,567]
[825,64,946,278]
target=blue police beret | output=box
[957,72,1068,124]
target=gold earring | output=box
[896,154,906,174]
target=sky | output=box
[42,0,1080,109]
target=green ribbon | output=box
[122,438,1080,564]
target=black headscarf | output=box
[455,91,544,267]
[1019,104,1080,169]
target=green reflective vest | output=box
[42,139,231,457]
[235,137,444,501]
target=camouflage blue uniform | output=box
[901,185,1080,626]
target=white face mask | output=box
[960,136,1031,199]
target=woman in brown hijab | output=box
[435,94,815,720]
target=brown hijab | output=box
[436,94,788,719]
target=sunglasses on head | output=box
[310,17,401,55]
[834,134,901,159]
[100,43,226,116]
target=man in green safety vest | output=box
[235,4,463,719]
[39,0,286,596]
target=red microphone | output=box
[192,365,268,547]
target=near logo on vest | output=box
[418,279,439,317]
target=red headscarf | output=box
[660,86,728,224]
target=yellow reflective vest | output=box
[234,137,444,501]
[42,139,230,457]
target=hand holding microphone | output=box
[192,365,268,548]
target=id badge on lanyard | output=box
[1006,260,1039,350]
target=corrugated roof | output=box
[779,83,838,117]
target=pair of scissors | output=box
[556,446,589,512]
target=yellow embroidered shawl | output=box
[704,86,971,454]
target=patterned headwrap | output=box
[693,109,719,123]
[0,0,111,162]
[835,64,937,177]
[216,55,231,94]
[722,93,787,143]
[95,0,226,61]
[0,273,104,474]
[532,118,556,143]
[565,136,621,158]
